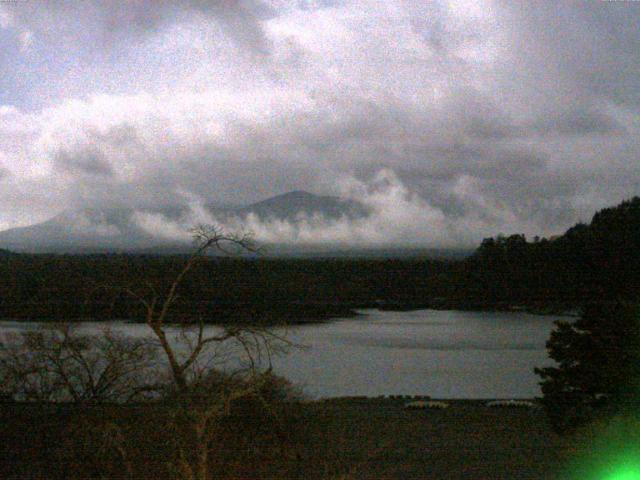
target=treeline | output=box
[461,196,640,308]
[0,254,455,323]
[1,196,639,323]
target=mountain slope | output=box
[0,191,369,253]
[464,195,640,307]
[0,206,188,253]
[231,190,369,221]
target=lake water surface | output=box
[0,309,562,399]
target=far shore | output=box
[0,301,578,325]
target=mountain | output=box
[229,190,369,221]
[0,207,166,253]
[0,191,370,254]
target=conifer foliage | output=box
[535,301,640,433]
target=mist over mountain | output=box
[1,1,639,261]
[0,191,374,254]
[227,191,369,222]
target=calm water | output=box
[0,309,562,399]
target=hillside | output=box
[230,190,369,221]
[459,196,640,309]
[0,191,369,254]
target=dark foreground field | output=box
[0,398,570,480]
[298,399,567,480]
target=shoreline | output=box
[0,302,577,325]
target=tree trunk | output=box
[194,418,210,480]
[149,323,188,391]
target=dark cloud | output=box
[3,0,273,54]
[187,0,274,54]
[530,105,625,136]
[464,116,521,141]
[86,124,141,149]
[0,0,639,245]
[53,148,114,177]
[497,1,640,107]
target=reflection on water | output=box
[0,309,561,399]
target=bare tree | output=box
[120,224,295,480]
[121,224,288,390]
[0,324,159,403]
[0,224,297,480]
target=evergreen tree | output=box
[535,301,640,433]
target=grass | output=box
[296,398,567,479]
[0,398,571,479]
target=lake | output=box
[0,309,562,399]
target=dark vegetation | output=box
[1,197,640,323]
[0,227,302,480]
[0,398,568,480]
[0,253,417,322]
[0,377,303,480]
[529,198,640,434]
[467,196,640,308]
[536,301,640,433]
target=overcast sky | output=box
[0,1,639,246]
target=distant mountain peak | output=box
[234,190,369,222]
[250,190,334,204]
[280,190,315,197]
[0,191,370,253]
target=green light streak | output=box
[561,415,640,480]
[603,463,640,480]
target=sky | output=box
[0,0,639,247]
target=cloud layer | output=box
[0,1,639,246]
